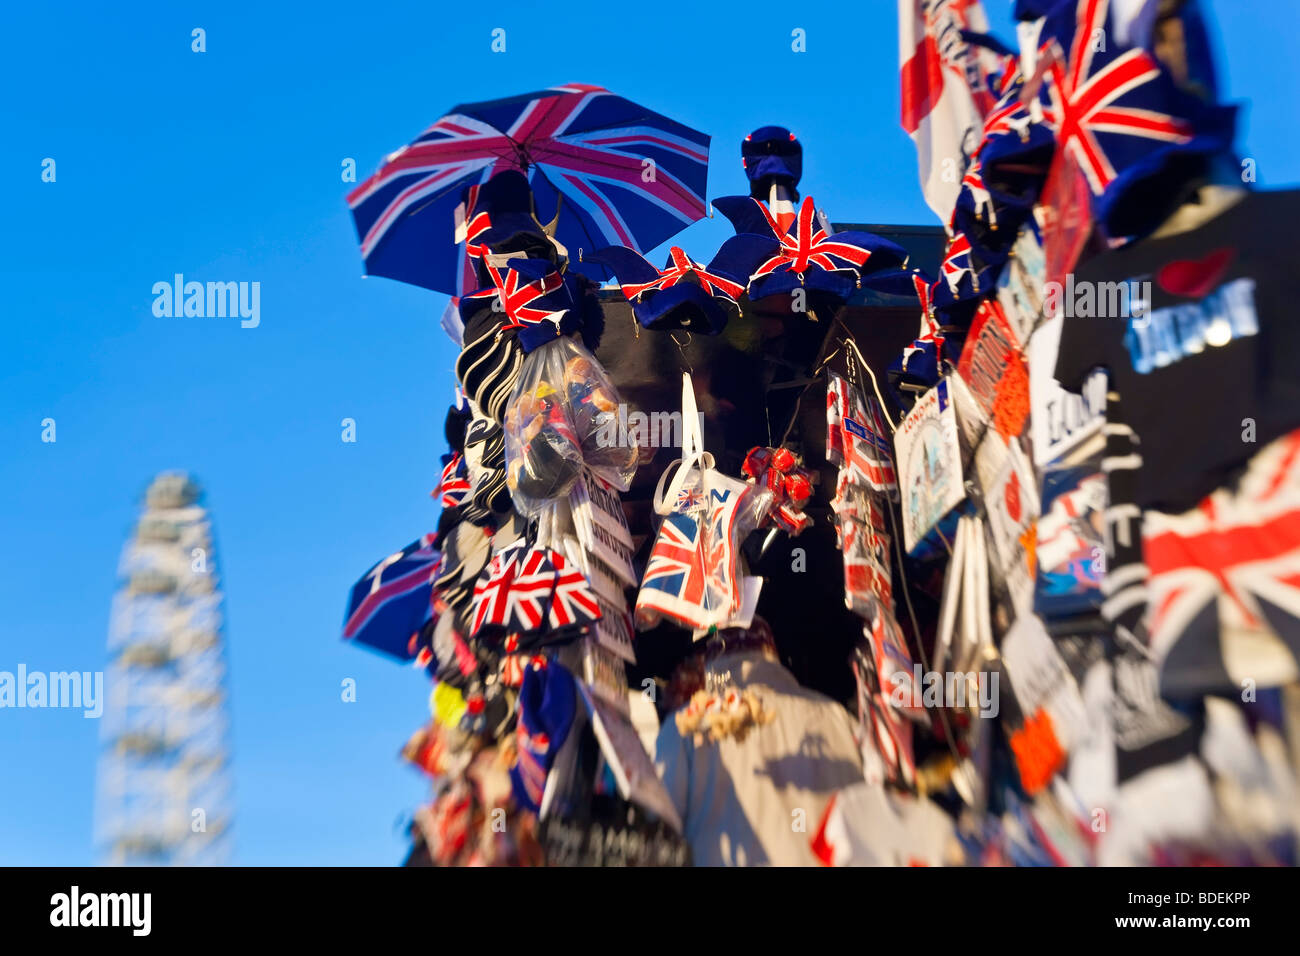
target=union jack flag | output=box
[343,534,440,661]
[548,551,602,630]
[436,453,471,509]
[941,232,975,293]
[635,511,709,629]
[471,544,521,635]
[636,478,755,632]
[751,196,877,281]
[827,374,898,495]
[1144,430,1300,696]
[617,245,745,302]
[1034,0,1193,196]
[347,84,710,294]
[463,251,567,332]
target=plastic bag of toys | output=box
[503,336,638,514]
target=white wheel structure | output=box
[96,472,234,866]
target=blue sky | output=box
[1,0,1296,865]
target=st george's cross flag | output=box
[898,0,1006,223]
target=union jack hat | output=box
[1031,0,1238,240]
[509,658,578,814]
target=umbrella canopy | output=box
[348,83,711,293]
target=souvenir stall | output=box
[341,0,1300,867]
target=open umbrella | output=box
[348,83,711,294]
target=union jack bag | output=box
[635,374,771,633]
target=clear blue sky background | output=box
[2,0,1297,866]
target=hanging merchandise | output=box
[895,378,966,556]
[634,374,772,634]
[974,432,1040,618]
[741,445,814,536]
[503,336,638,513]
[1034,465,1107,622]
[586,244,749,335]
[1000,615,1088,796]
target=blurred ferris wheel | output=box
[95,472,234,865]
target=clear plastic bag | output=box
[503,336,638,515]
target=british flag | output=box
[347,84,710,294]
[1033,0,1194,197]
[471,544,521,635]
[436,453,471,509]
[627,246,744,301]
[750,196,883,281]
[548,551,602,630]
[828,374,898,495]
[343,534,440,661]
[1144,430,1300,697]
[940,232,976,293]
[635,511,709,629]
[462,251,567,332]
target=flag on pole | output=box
[898,0,1005,224]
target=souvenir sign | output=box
[957,299,1030,443]
[592,591,636,663]
[538,814,690,867]
[578,684,684,832]
[572,470,638,587]
[582,638,631,716]
[976,434,1040,617]
[563,534,628,607]
[896,379,965,555]
[1028,313,1107,467]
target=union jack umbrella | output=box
[343,534,440,661]
[1031,0,1235,234]
[348,84,712,294]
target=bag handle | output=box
[652,373,714,515]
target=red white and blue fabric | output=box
[343,534,440,661]
[587,241,755,333]
[1034,0,1192,197]
[1030,0,1237,236]
[827,374,899,496]
[635,480,754,631]
[437,453,471,509]
[510,660,577,814]
[898,0,1007,223]
[711,195,909,305]
[941,232,976,294]
[348,84,710,294]
[471,544,523,635]
[1144,429,1300,698]
[471,543,560,635]
[548,551,602,630]
[463,251,566,331]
